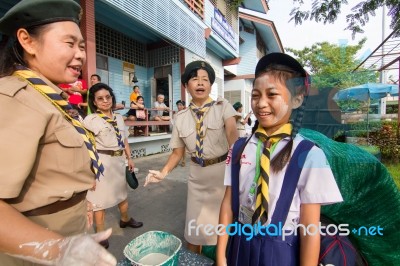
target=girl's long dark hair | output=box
[235,65,309,173]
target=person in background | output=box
[59,72,88,117]
[176,99,186,112]
[145,61,238,258]
[152,94,171,121]
[129,85,141,103]
[0,0,116,265]
[125,96,146,121]
[217,53,343,266]
[124,95,147,136]
[77,73,101,115]
[90,74,101,86]
[151,94,171,133]
[59,73,88,104]
[232,101,252,138]
[175,100,186,166]
[84,83,143,249]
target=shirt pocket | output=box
[97,124,118,148]
[179,127,196,152]
[206,119,225,150]
[54,127,89,172]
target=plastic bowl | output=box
[123,231,182,266]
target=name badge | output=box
[238,205,254,224]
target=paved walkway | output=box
[96,152,191,261]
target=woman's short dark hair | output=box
[88,83,116,112]
[0,24,48,77]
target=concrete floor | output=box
[95,152,191,262]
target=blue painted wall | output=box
[101,57,182,111]
[238,31,258,75]
[172,62,182,111]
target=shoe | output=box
[99,239,109,249]
[119,218,143,228]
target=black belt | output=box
[97,149,124,156]
[22,191,87,217]
[191,152,228,167]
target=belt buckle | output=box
[206,157,217,166]
[114,150,123,156]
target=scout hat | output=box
[176,100,185,106]
[232,102,242,111]
[181,60,215,85]
[255,53,307,78]
[0,0,82,36]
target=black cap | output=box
[232,102,242,110]
[255,53,307,77]
[181,60,215,85]
[176,100,185,105]
[0,0,82,36]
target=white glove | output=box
[56,229,116,266]
[144,170,167,186]
[14,228,117,265]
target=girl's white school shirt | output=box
[224,134,343,227]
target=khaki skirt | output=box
[87,153,127,211]
[184,160,226,245]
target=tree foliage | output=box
[289,0,400,37]
[286,38,377,89]
[286,39,378,111]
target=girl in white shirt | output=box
[217,53,343,266]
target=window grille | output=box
[182,0,205,19]
[95,22,146,66]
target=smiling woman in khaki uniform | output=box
[0,0,116,265]
[145,61,238,257]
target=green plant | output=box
[384,163,400,189]
[369,123,400,163]
[227,0,243,9]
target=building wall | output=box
[172,62,183,111]
[238,30,258,75]
[104,0,206,58]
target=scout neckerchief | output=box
[189,97,215,167]
[96,111,125,148]
[252,123,292,224]
[13,65,104,180]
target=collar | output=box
[249,133,291,144]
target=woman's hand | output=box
[127,158,135,172]
[144,170,167,186]
[86,201,94,229]
[55,229,116,265]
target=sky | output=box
[266,0,397,81]
[267,0,390,54]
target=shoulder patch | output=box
[0,76,28,97]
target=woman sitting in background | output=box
[124,96,146,136]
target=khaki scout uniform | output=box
[0,76,94,265]
[235,112,247,137]
[83,113,129,211]
[170,97,236,245]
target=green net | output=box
[300,128,400,265]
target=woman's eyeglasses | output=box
[95,95,113,102]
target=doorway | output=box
[156,78,169,107]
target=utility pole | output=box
[379,5,386,115]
